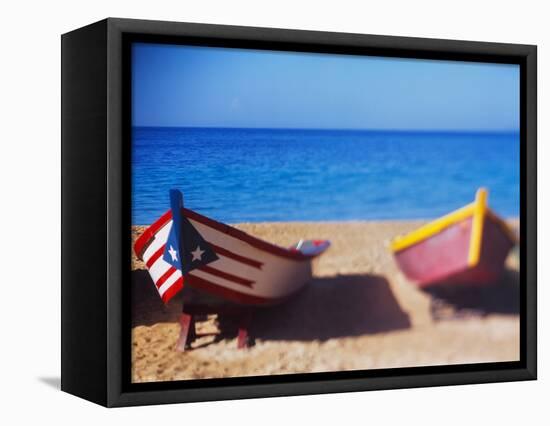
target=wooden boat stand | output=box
[176,305,255,351]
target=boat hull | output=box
[134,208,330,306]
[394,214,515,288]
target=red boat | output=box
[134,208,330,305]
[390,188,517,288]
[134,191,330,349]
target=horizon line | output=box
[132,125,520,134]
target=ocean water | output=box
[131,127,519,225]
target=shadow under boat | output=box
[131,270,411,342]
[423,267,520,320]
[249,274,411,341]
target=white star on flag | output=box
[191,245,205,262]
[168,245,178,261]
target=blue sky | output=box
[132,43,519,131]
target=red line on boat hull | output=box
[207,243,263,269]
[187,275,286,306]
[196,265,255,288]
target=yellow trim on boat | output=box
[390,187,517,256]
[390,202,475,253]
[467,188,487,267]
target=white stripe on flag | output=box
[158,269,183,296]
[142,221,172,262]
[147,257,172,283]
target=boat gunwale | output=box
[390,203,476,253]
[390,190,517,255]
[134,208,329,262]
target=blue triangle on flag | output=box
[163,189,219,275]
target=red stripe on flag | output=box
[208,243,263,269]
[161,276,184,304]
[145,244,166,268]
[134,210,172,258]
[197,265,255,288]
[156,266,177,289]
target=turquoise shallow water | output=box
[131,127,519,225]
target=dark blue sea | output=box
[132,127,519,225]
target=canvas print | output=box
[130,43,520,383]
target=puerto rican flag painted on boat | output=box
[134,192,330,305]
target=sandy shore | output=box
[131,220,520,383]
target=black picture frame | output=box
[61,17,537,407]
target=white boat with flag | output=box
[133,189,330,349]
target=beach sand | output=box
[131,220,520,383]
